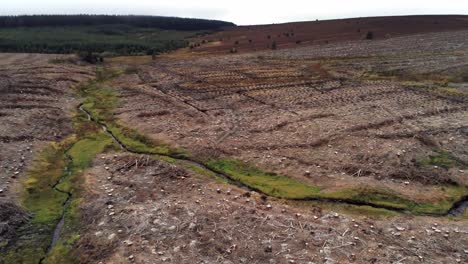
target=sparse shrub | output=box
[271,41,277,50]
[248,39,252,43]
[100,51,118,58]
[230,47,237,53]
[48,57,77,64]
[124,66,138,74]
[77,51,103,64]
[366,31,374,40]
[267,35,271,39]
[462,71,468,82]
[296,40,302,44]
[234,40,239,45]
[146,48,160,57]
[0,201,30,240]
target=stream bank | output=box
[78,104,468,217]
[3,65,466,264]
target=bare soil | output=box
[1,26,468,264]
[0,53,94,245]
[113,30,468,203]
[75,152,468,263]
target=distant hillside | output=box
[0,15,235,56]
[188,15,468,54]
[0,15,235,31]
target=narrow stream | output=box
[39,156,73,263]
[78,105,468,217]
[79,105,249,190]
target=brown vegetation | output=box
[1,19,468,263]
[186,15,468,54]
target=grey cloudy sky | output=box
[1,0,466,25]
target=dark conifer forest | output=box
[0,15,235,55]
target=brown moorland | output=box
[1,15,468,264]
[111,28,468,215]
[186,15,468,54]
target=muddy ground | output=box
[0,54,93,197]
[113,30,468,204]
[72,30,468,263]
[0,54,94,246]
[76,152,468,263]
[0,29,467,264]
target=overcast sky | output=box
[2,0,466,25]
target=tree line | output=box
[0,41,186,56]
[0,15,235,31]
